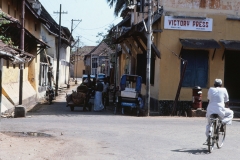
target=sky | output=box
[39,0,122,47]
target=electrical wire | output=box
[78,17,121,30]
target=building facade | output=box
[114,0,240,115]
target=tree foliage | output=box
[96,24,115,50]
[106,0,129,16]
[0,12,16,47]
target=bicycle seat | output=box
[210,114,219,118]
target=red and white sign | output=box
[164,16,213,31]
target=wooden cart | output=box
[66,85,92,111]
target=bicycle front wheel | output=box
[208,122,215,153]
[217,124,226,148]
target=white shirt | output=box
[102,82,109,93]
[207,87,229,118]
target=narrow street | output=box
[0,81,240,160]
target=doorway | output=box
[224,50,240,101]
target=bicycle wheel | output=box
[208,122,215,153]
[217,124,226,148]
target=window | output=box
[92,58,98,68]
[181,49,208,88]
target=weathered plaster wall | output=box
[41,26,56,59]
[25,9,40,39]
[28,54,37,90]
[1,0,40,39]
[161,0,240,15]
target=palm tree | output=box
[106,0,129,16]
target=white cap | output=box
[214,79,222,85]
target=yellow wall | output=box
[74,55,85,78]
[1,0,40,38]
[1,0,42,106]
[157,13,240,101]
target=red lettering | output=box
[180,21,183,26]
[187,21,190,26]
[178,20,181,26]
[199,22,202,27]
[168,20,172,25]
[206,22,208,27]
[174,20,176,26]
[193,21,196,27]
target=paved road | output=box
[1,83,240,160]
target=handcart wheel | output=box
[114,107,117,115]
[121,107,124,115]
[137,109,140,117]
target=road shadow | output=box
[27,101,128,117]
[233,119,240,122]
[171,148,210,155]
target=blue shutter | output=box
[182,51,195,87]
[195,51,208,87]
[181,50,208,88]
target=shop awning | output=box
[219,40,240,50]
[179,38,221,60]
[219,40,240,60]
[179,38,221,49]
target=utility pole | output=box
[19,0,25,105]
[13,0,26,118]
[67,19,81,87]
[75,36,80,84]
[145,0,153,116]
[54,4,67,96]
[113,26,118,103]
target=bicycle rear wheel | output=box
[217,124,226,148]
[208,122,215,153]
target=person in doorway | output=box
[102,78,109,109]
[205,79,234,138]
[94,79,104,111]
[48,63,55,86]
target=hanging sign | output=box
[164,16,213,31]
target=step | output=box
[229,106,240,112]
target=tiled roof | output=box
[88,41,114,56]
[73,46,96,56]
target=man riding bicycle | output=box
[205,79,234,138]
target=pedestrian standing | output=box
[102,78,109,109]
[94,79,104,111]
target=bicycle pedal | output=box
[203,142,211,146]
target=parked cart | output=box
[66,85,92,111]
[114,74,143,116]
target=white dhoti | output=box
[94,91,104,111]
[205,108,234,137]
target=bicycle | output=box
[205,114,226,153]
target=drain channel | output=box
[1,131,52,137]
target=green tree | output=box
[96,24,115,49]
[106,0,129,16]
[0,12,15,47]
